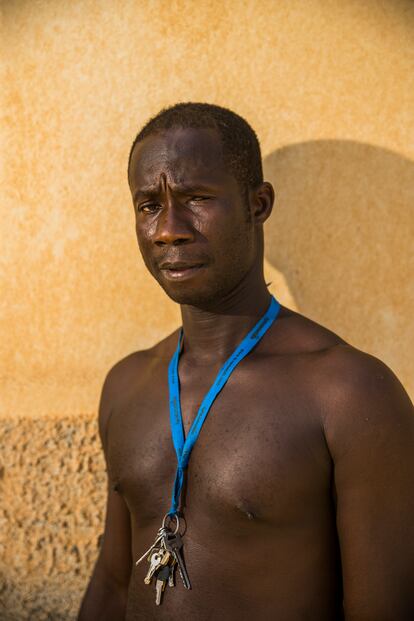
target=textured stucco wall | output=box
[0,415,105,620]
[1,0,413,618]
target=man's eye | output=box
[190,196,209,203]
[140,203,160,213]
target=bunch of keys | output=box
[136,513,191,605]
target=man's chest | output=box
[106,358,332,531]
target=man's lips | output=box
[159,261,204,270]
[159,261,205,280]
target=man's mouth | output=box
[159,261,205,280]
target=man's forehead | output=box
[129,127,229,189]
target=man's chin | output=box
[151,269,208,306]
[154,276,214,307]
[161,285,212,307]
[158,278,241,310]
[151,267,238,308]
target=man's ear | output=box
[249,182,275,224]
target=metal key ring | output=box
[161,512,180,534]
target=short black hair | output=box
[127,102,263,193]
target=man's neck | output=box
[179,279,272,366]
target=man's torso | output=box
[105,308,348,620]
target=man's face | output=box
[128,127,258,306]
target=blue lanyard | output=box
[167,295,281,515]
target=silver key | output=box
[165,533,191,589]
[144,549,163,585]
[155,565,170,605]
[135,532,163,566]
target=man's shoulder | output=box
[275,307,412,425]
[271,306,347,357]
[97,329,180,441]
[298,334,413,451]
[102,329,180,396]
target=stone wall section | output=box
[0,414,105,620]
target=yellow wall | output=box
[1,1,413,618]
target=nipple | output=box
[236,500,257,521]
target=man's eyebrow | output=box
[173,183,217,194]
[132,183,217,201]
[132,186,159,201]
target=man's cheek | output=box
[136,237,154,270]
[136,227,150,252]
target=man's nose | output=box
[154,202,194,246]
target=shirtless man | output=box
[78,103,414,620]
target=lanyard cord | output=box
[167,295,281,515]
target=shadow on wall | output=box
[263,140,414,394]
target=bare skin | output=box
[78,127,414,620]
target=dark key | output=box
[155,565,170,605]
[165,533,191,589]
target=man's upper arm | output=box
[95,363,132,589]
[78,363,135,619]
[323,349,414,619]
